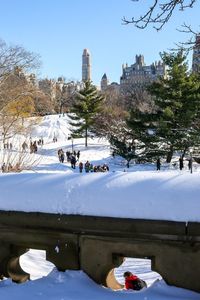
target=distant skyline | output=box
[0,0,200,85]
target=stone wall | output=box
[0,211,199,292]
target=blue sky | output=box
[0,0,200,85]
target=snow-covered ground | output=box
[0,114,200,300]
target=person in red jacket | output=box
[123,271,146,290]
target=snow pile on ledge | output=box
[0,170,200,222]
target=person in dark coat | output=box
[188,157,192,171]
[156,158,161,171]
[1,163,6,173]
[71,155,76,169]
[123,271,146,290]
[60,152,64,163]
[66,151,71,162]
[179,156,184,170]
[77,150,80,160]
[85,161,90,173]
[79,162,83,173]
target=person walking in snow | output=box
[22,141,28,151]
[71,155,76,169]
[84,161,90,173]
[58,149,64,163]
[79,161,83,173]
[188,157,192,171]
[60,152,64,163]
[66,151,71,162]
[156,158,161,171]
[179,155,184,170]
[1,163,6,173]
[123,271,146,291]
[77,150,80,160]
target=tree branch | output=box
[123,0,197,31]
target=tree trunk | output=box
[3,132,6,146]
[59,103,63,115]
[166,146,173,163]
[85,127,88,147]
[182,146,188,158]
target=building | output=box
[100,73,109,91]
[120,54,165,90]
[100,73,120,94]
[192,34,200,73]
[82,49,91,81]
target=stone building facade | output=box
[120,54,165,90]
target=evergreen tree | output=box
[112,51,200,165]
[109,109,161,166]
[126,108,165,162]
[109,122,136,168]
[68,81,104,147]
[148,51,200,162]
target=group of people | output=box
[21,138,44,153]
[3,142,12,150]
[66,150,80,163]
[156,156,193,171]
[79,161,109,173]
[178,155,193,171]
[57,149,81,168]
[29,138,44,154]
[37,138,44,146]
[30,140,38,154]
[57,149,110,173]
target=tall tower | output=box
[82,49,91,81]
[192,34,200,73]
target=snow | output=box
[1,171,200,222]
[1,270,199,300]
[0,114,200,299]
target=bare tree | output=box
[0,38,41,136]
[33,91,55,116]
[175,23,200,50]
[0,39,43,173]
[0,39,40,82]
[0,68,38,144]
[55,80,81,114]
[120,84,155,111]
[91,87,128,139]
[0,68,36,110]
[123,0,197,31]
[1,127,42,173]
